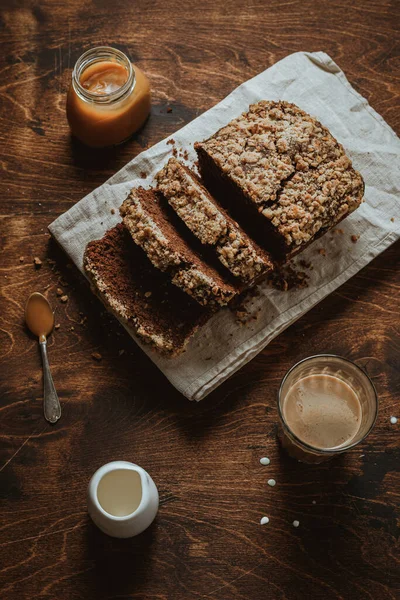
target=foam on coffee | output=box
[282,374,362,449]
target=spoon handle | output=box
[39,339,61,423]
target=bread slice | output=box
[156,158,274,284]
[83,224,210,356]
[195,100,364,259]
[120,187,240,308]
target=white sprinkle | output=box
[390,416,397,424]
[260,516,269,525]
[293,520,300,528]
[267,479,276,487]
[260,457,270,466]
[312,500,316,505]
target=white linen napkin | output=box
[49,51,400,401]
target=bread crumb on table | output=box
[91,352,102,361]
[33,256,42,268]
[351,234,360,243]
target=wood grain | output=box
[0,0,399,598]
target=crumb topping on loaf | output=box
[157,158,274,283]
[195,101,364,251]
[158,158,228,245]
[261,155,363,247]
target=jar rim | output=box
[72,46,135,104]
[277,354,378,455]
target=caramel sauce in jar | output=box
[66,47,151,148]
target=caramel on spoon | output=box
[25,293,61,423]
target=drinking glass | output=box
[277,354,378,463]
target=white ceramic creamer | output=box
[87,461,159,538]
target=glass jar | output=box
[66,47,151,148]
[277,355,378,463]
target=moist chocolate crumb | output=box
[167,107,172,113]
[230,287,261,324]
[234,306,261,324]
[269,263,309,291]
[140,171,147,179]
[167,138,175,145]
[91,352,102,361]
[33,257,42,268]
[172,148,177,157]
[299,259,311,269]
[56,288,63,296]
[60,294,68,303]
[351,234,359,243]
[111,208,116,215]
[391,217,395,222]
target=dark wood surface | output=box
[1,1,399,598]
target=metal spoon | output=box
[25,292,61,423]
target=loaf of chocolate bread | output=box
[195,101,364,259]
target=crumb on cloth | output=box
[269,263,309,292]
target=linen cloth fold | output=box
[49,51,400,401]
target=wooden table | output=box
[1,1,399,598]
